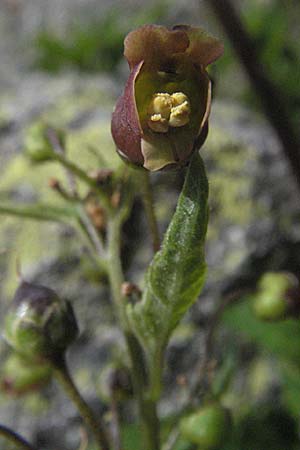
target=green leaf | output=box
[0,203,77,222]
[223,297,300,362]
[127,152,208,364]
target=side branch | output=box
[0,424,38,450]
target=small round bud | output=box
[1,354,52,396]
[180,402,232,449]
[253,272,300,322]
[24,123,65,163]
[88,169,114,186]
[4,281,79,363]
[48,177,61,190]
[121,282,141,297]
[85,199,106,230]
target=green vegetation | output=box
[33,3,168,73]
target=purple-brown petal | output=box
[124,25,189,70]
[111,61,144,166]
[173,25,224,67]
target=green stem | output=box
[107,211,160,450]
[138,170,160,252]
[149,348,164,401]
[0,425,37,450]
[52,153,111,210]
[53,358,111,450]
[77,204,105,257]
[107,214,128,329]
[75,218,107,272]
[0,203,75,222]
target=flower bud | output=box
[108,367,133,400]
[1,354,52,396]
[111,25,223,171]
[253,272,300,322]
[4,281,79,363]
[24,122,65,163]
[98,365,133,403]
[180,402,232,449]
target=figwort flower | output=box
[4,281,78,364]
[111,25,223,171]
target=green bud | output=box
[4,281,78,363]
[24,122,65,163]
[180,402,232,449]
[253,272,299,322]
[1,354,52,395]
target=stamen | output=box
[147,92,191,133]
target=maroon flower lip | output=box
[111,25,223,171]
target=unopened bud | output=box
[121,282,141,297]
[88,169,114,186]
[180,402,232,449]
[108,367,133,399]
[111,191,121,209]
[25,123,65,163]
[4,281,78,363]
[85,198,106,230]
[48,177,60,190]
[253,272,300,321]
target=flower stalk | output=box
[138,169,160,252]
[0,425,38,450]
[106,210,160,450]
[53,357,111,450]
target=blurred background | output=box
[0,0,300,449]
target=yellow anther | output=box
[169,100,190,128]
[170,92,189,107]
[147,114,169,133]
[148,91,191,133]
[148,93,173,119]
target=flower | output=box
[4,281,78,363]
[111,25,223,171]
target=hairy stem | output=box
[138,170,160,252]
[107,211,160,450]
[0,425,38,450]
[53,358,111,450]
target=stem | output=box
[0,425,37,450]
[162,428,180,450]
[107,211,160,450]
[0,203,74,222]
[162,294,235,450]
[107,214,128,329]
[149,348,164,401]
[52,153,111,210]
[77,205,105,257]
[53,357,111,450]
[138,170,160,252]
[47,128,78,196]
[206,0,300,193]
[110,393,121,450]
